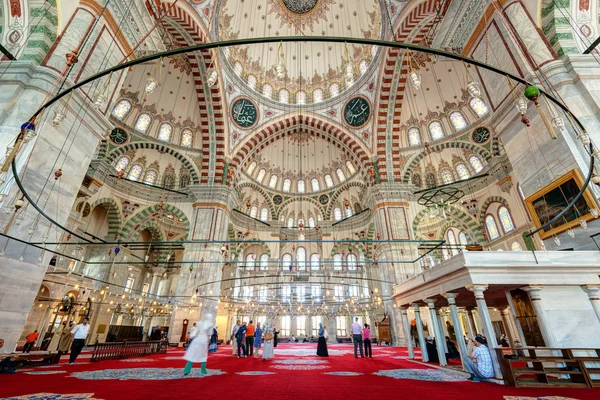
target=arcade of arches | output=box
[1,0,600,399]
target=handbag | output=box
[264,332,274,341]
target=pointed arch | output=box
[120,203,190,240]
[89,197,122,238]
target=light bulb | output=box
[590,208,599,218]
[551,116,565,131]
[275,63,286,80]
[409,71,421,90]
[580,219,588,229]
[94,93,107,108]
[145,76,158,94]
[567,228,575,238]
[466,81,481,98]
[28,227,34,235]
[145,255,150,262]
[207,69,218,87]
[18,255,24,262]
[52,111,66,127]
[515,98,528,115]
[578,133,591,145]
[553,236,561,246]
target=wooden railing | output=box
[91,340,167,362]
[496,347,600,388]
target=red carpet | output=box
[1,344,599,400]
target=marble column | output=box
[466,308,478,336]
[522,286,558,347]
[425,299,447,365]
[443,292,469,371]
[149,271,163,297]
[400,306,414,359]
[581,285,600,325]
[437,310,449,353]
[466,285,502,379]
[412,303,428,362]
[500,308,516,348]
[460,309,475,339]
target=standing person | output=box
[363,324,372,358]
[262,323,274,360]
[236,321,247,358]
[465,336,494,382]
[245,320,255,357]
[273,327,279,347]
[316,323,329,357]
[22,330,39,353]
[231,320,241,356]
[350,317,364,358]
[183,313,215,375]
[58,322,74,354]
[426,336,439,363]
[69,318,90,364]
[253,322,263,358]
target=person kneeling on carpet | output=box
[464,336,494,382]
[0,339,17,374]
[184,313,216,376]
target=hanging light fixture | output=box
[207,68,218,87]
[466,81,481,98]
[145,58,162,95]
[52,111,66,127]
[515,98,528,115]
[274,41,286,81]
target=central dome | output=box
[281,0,319,14]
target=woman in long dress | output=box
[253,322,263,358]
[58,322,74,353]
[183,313,215,375]
[316,322,329,357]
[262,323,274,360]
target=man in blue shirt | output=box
[236,322,247,358]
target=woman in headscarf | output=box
[316,322,329,357]
[253,322,263,358]
[183,313,215,375]
[262,322,274,360]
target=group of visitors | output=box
[230,320,275,360]
[349,318,373,358]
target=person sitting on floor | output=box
[0,339,17,374]
[425,336,439,363]
[445,336,460,360]
[465,336,494,382]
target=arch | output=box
[235,182,277,219]
[412,205,485,244]
[120,203,190,240]
[128,220,165,243]
[234,240,271,259]
[89,197,122,238]
[478,196,512,227]
[326,181,367,218]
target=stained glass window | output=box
[279,89,289,103]
[313,89,323,103]
[359,60,369,75]
[308,217,315,228]
[334,253,342,270]
[247,75,257,90]
[260,253,269,270]
[297,91,306,105]
[247,161,257,175]
[268,174,278,189]
[297,179,305,193]
[234,62,243,76]
[250,206,258,218]
[346,161,356,175]
[311,254,320,271]
[325,174,334,188]
[426,173,436,188]
[347,254,357,270]
[282,178,291,192]
[260,208,268,221]
[336,168,346,182]
[128,164,143,181]
[458,232,468,245]
[470,97,489,117]
[408,127,421,146]
[181,129,193,147]
[296,247,306,270]
[469,155,484,173]
[245,254,255,271]
[311,178,320,192]
[158,123,172,142]
[287,218,294,228]
[429,121,444,140]
[333,207,343,221]
[345,205,353,218]
[449,111,468,131]
[511,241,522,251]
[112,100,131,119]
[115,156,129,172]
[441,169,454,184]
[329,83,339,98]
[135,113,151,133]
[256,169,266,183]
[412,173,422,187]
[498,206,515,233]
[263,84,273,98]
[485,215,500,240]
[456,163,470,180]
[143,170,157,185]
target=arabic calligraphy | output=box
[343,97,371,128]
[231,97,258,129]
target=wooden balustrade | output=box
[91,340,167,362]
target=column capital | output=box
[411,302,421,311]
[442,292,459,304]
[522,285,543,300]
[500,307,512,315]
[399,306,408,314]
[466,284,488,299]
[424,298,437,308]
[581,285,600,300]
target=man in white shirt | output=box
[350,317,364,358]
[69,318,90,364]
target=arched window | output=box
[469,155,483,173]
[441,169,454,184]
[347,254,357,270]
[245,253,255,271]
[456,163,470,180]
[308,217,315,228]
[143,170,157,185]
[408,127,421,146]
[282,178,291,192]
[135,113,152,133]
[447,229,458,255]
[128,164,143,181]
[311,178,320,192]
[346,161,356,175]
[180,174,190,188]
[297,218,305,231]
[429,121,444,140]
[297,180,305,193]
[163,173,175,189]
[247,161,257,175]
[296,247,306,270]
[263,84,273,98]
[336,168,346,182]
[329,83,340,97]
[234,62,243,76]
[498,206,515,233]
[511,242,522,251]
[260,254,269,270]
[157,123,172,142]
[333,207,343,221]
[247,75,257,90]
[296,91,306,105]
[485,215,500,240]
[256,169,266,183]
[249,206,258,218]
[279,89,289,103]
[313,89,323,103]
[412,173,422,187]
[181,129,193,147]
[268,174,278,189]
[115,156,129,172]
[333,254,342,270]
[426,173,436,188]
[260,208,269,221]
[287,217,294,228]
[310,253,320,270]
[469,97,489,117]
[345,205,353,218]
[324,174,334,188]
[458,232,468,246]
[282,253,292,270]
[112,100,132,119]
[449,111,468,131]
[359,59,369,75]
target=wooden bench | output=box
[496,347,600,388]
[11,352,61,369]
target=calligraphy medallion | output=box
[343,96,371,129]
[230,97,259,129]
[280,0,319,14]
[109,128,128,145]
[471,127,490,144]
[273,195,283,205]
